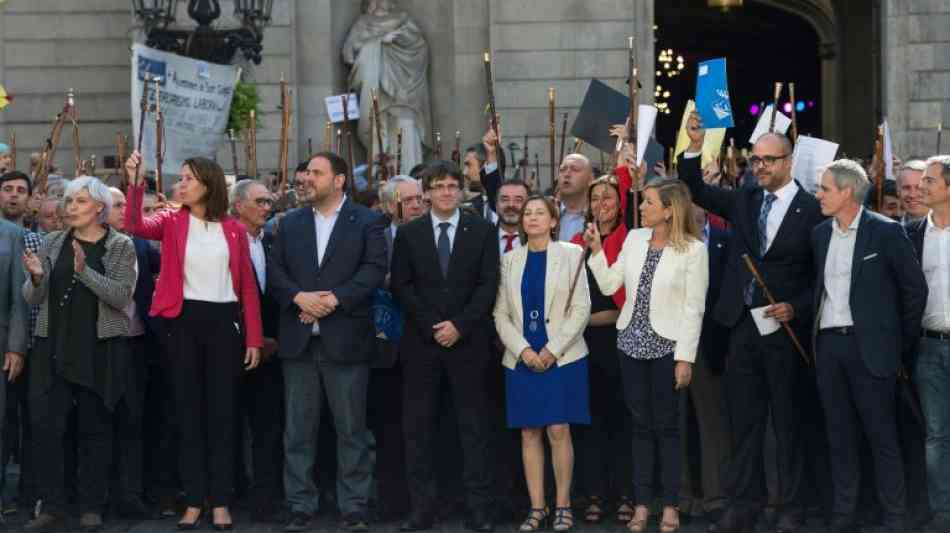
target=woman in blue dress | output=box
[493,195,592,532]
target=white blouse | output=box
[183,214,237,303]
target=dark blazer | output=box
[267,198,388,363]
[390,211,499,354]
[811,209,928,377]
[678,154,824,330]
[257,229,279,340]
[905,216,927,264]
[132,237,160,335]
[700,223,732,373]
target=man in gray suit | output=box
[0,214,28,514]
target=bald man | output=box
[556,153,594,241]
[680,113,825,533]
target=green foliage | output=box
[228,82,261,134]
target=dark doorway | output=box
[653,0,822,152]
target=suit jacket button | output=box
[545,319,550,323]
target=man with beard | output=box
[0,172,32,227]
[495,180,529,256]
[556,155,594,241]
[268,152,386,531]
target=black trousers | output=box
[580,345,633,502]
[142,346,179,502]
[236,356,284,509]
[722,315,804,517]
[619,353,683,506]
[403,344,494,517]
[368,359,408,516]
[815,332,905,528]
[3,352,34,507]
[167,300,243,508]
[112,335,148,502]
[31,376,113,515]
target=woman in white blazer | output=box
[494,195,591,533]
[584,178,708,533]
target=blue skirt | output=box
[505,357,591,428]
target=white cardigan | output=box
[587,228,708,363]
[494,241,591,370]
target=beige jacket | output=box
[588,228,708,363]
[494,241,591,370]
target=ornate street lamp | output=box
[132,0,273,65]
[708,0,744,12]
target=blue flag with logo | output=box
[695,58,734,129]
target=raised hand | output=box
[125,150,146,187]
[22,250,43,278]
[687,111,705,151]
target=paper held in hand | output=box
[751,305,781,336]
[791,135,839,193]
[749,104,791,144]
[636,105,659,165]
[882,120,895,181]
[325,93,360,123]
[674,100,725,168]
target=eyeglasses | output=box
[748,154,790,168]
[253,197,274,207]
[429,183,460,193]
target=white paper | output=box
[749,104,791,145]
[636,104,658,165]
[883,120,895,181]
[325,93,360,123]
[791,135,840,193]
[751,306,781,336]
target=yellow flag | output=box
[675,100,725,168]
[0,85,10,110]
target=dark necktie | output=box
[437,222,451,276]
[745,193,779,306]
[502,233,516,253]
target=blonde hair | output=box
[644,178,701,252]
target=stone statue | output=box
[343,0,432,175]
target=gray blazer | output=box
[0,219,28,355]
[24,228,135,340]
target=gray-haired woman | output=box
[21,176,136,532]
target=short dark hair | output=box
[308,151,349,182]
[421,160,463,190]
[465,143,487,166]
[408,164,426,179]
[182,157,230,221]
[0,171,32,196]
[295,161,309,173]
[498,178,530,196]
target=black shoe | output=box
[342,512,370,531]
[115,497,151,520]
[24,512,66,533]
[465,509,494,532]
[251,501,280,523]
[774,508,803,533]
[714,507,753,533]
[284,511,314,532]
[80,512,104,532]
[400,511,434,531]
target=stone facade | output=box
[0,0,944,180]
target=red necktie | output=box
[502,233,516,253]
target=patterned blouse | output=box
[618,247,677,360]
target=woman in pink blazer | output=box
[125,151,261,530]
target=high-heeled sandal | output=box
[177,507,203,531]
[615,498,635,524]
[519,507,549,532]
[626,506,650,533]
[659,507,680,533]
[584,497,604,523]
[552,507,574,532]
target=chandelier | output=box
[708,0,744,12]
[131,0,274,65]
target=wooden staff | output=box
[8,130,15,171]
[874,125,884,212]
[323,121,333,151]
[308,138,313,156]
[228,129,239,175]
[627,35,641,228]
[154,77,165,195]
[434,130,443,159]
[452,130,461,166]
[533,153,540,187]
[371,89,390,182]
[133,76,151,185]
[788,82,798,142]
[69,89,82,175]
[116,132,128,189]
[336,128,342,154]
[35,91,76,194]
[368,113,375,184]
[396,128,403,174]
[559,112,568,164]
[246,109,258,179]
[277,75,293,191]
[742,254,810,364]
[548,88,556,189]
[520,134,529,181]
[89,154,97,176]
[938,122,943,154]
[484,52,501,146]
[769,82,783,133]
[726,137,739,186]
[573,137,584,153]
[341,92,356,195]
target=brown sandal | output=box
[659,507,680,533]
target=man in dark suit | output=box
[461,128,503,222]
[680,115,824,533]
[907,155,950,532]
[232,179,284,522]
[681,207,732,519]
[268,152,387,532]
[811,159,927,532]
[391,160,499,532]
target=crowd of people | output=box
[0,112,945,533]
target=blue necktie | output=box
[745,193,778,306]
[437,222,451,277]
